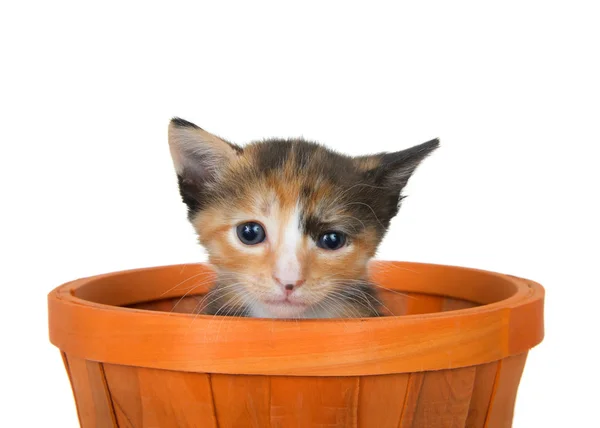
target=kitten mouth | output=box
[263,298,307,307]
[262,298,309,318]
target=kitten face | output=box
[168,118,438,318]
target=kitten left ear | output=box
[362,138,440,190]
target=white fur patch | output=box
[274,204,302,284]
[247,302,335,319]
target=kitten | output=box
[168,117,438,319]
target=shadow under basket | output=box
[48,261,544,428]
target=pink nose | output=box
[273,276,306,295]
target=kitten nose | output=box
[273,276,305,294]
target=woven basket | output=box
[48,261,544,427]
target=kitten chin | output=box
[168,117,438,319]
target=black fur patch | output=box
[255,139,293,172]
[171,117,201,129]
[177,175,205,219]
[302,214,336,241]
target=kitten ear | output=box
[168,117,241,179]
[168,117,242,215]
[362,138,440,190]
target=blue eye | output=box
[236,222,266,245]
[317,231,346,250]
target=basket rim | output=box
[48,260,544,376]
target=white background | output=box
[1,1,598,426]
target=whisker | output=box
[196,283,247,314]
[327,278,417,301]
[339,201,387,229]
[321,290,368,318]
[369,261,421,275]
[178,278,241,315]
[342,286,381,316]
[169,276,224,313]
[326,182,391,211]
[159,271,217,297]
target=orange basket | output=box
[48,261,544,427]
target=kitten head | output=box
[168,118,438,318]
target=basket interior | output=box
[127,289,479,317]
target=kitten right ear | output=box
[168,117,241,214]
